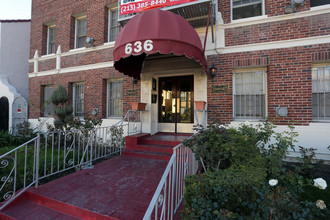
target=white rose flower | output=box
[219,124,226,129]
[269,179,278,186]
[313,178,327,190]
[243,121,251,126]
[316,200,326,210]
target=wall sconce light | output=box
[132,78,138,85]
[209,64,217,79]
[86,37,95,48]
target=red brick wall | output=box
[28,67,137,119]
[207,43,330,126]
[30,0,117,58]
[266,0,310,17]
[225,14,330,47]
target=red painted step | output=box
[2,198,79,220]
[127,144,173,154]
[139,139,181,147]
[124,133,192,161]
[2,191,116,220]
[123,149,172,161]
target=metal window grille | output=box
[312,66,330,120]
[109,9,120,42]
[73,83,84,117]
[234,71,266,119]
[232,0,263,20]
[76,18,87,48]
[107,81,123,117]
[44,86,54,117]
[47,26,56,54]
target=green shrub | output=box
[50,84,73,130]
[182,122,330,219]
[0,121,36,147]
[0,131,19,147]
[183,164,267,219]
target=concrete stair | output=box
[1,191,116,220]
[123,133,187,161]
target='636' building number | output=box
[125,40,153,54]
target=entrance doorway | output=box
[158,75,194,133]
[0,97,9,131]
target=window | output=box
[312,66,330,120]
[232,0,264,20]
[47,26,56,54]
[73,83,84,117]
[108,8,120,42]
[107,80,123,117]
[233,70,267,119]
[43,85,54,117]
[310,0,330,7]
[75,17,87,48]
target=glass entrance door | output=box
[159,76,194,132]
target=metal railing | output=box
[143,139,198,220]
[116,110,143,136]
[0,125,124,210]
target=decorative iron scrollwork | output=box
[157,194,164,207]
[0,156,13,168]
[3,191,14,201]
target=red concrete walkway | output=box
[2,156,167,219]
[1,133,191,220]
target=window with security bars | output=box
[232,0,263,20]
[108,9,120,42]
[107,80,123,117]
[43,85,54,117]
[234,71,266,119]
[75,18,87,48]
[312,66,330,120]
[73,83,84,117]
[47,26,56,54]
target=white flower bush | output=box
[269,179,278,186]
[315,200,326,210]
[313,178,327,190]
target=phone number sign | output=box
[120,0,197,15]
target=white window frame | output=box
[233,68,267,120]
[73,83,85,117]
[75,16,87,49]
[231,0,265,21]
[312,64,330,121]
[108,7,120,42]
[106,79,123,118]
[47,25,56,55]
[43,85,54,117]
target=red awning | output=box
[113,10,207,79]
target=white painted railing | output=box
[0,125,124,210]
[143,138,198,220]
[117,110,143,136]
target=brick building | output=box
[28,0,330,158]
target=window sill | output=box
[103,41,115,47]
[69,47,86,52]
[310,4,330,11]
[311,120,330,123]
[106,117,123,119]
[230,15,268,24]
